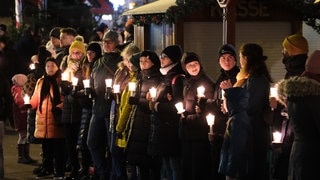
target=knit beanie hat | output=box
[12,74,27,86]
[140,50,160,69]
[161,45,183,63]
[45,57,59,67]
[69,40,86,55]
[49,27,61,39]
[103,30,118,42]
[305,50,320,74]
[130,52,141,69]
[282,34,309,55]
[87,42,102,55]
[182,52,201,66]
[218,44,237,60]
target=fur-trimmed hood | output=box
[277,76,320,105]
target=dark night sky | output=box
[0,0,15,17]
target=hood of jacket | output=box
[277,76,320,105]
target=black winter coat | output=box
[148,64,185,156]
[126,66,162,165]
[181,70,215,141]
[91,52,122,117]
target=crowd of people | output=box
[0,20,319,180]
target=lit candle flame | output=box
[83,79,90,88]
[23,94,30,104]
[105,79,112,88]
[197,86,205,98]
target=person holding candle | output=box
[59,39,87,179]
[23,47,53,176]
[11,73,37,164]
[147,45,185,180]
[112,51,140,179]
[125,50,162,180]
[74,41,102,179]
[276,50,320,180]
[26,57,65,179]
[179,52,215,180]
[109,43,140,180]
[221,43,273,180]
[208,44,240,180]
[269,34,309,180]
[87,30,122,180]
[218,86,253,180]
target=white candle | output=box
[197,86,205,98]
[149,87,157,101]
[175,102,185,114]
[72,77,78,86]
[29,63,36,70]
[221,89,226,100]
[105,79,113,88]
[273,131,282,143]
[270,87,278,98]
[23,94,30,104]
[206,113,215,134]
[83,79,90,88]
[113,84,120,94]
[128,82,136,91]
[61,71,70,81]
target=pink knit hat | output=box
[305,50,320,74]
[12,74,27,87]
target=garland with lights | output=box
[286,0,320,34]
[132,0,216,25]
[132,0,320,34]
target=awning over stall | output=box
[123,0,176,15]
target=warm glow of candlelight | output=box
[105,79,112,88]
[128,82,136,92]
[270,87,278,98]
[206,113,215,134]
[113,84,120,93]
[273,131,282,143]
[175,102,185,114]
[221,89,226,100]
[83,79,90,88]
[197,86,205,98]
[206,113,215,126]
[149,87,157,99]
[23,94,30,104]
[72,77,78,86]
[29,63,36,70]
[62,71,70,81]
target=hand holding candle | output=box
[149,87,157,101]
[175,102,185,114]
[23,94,30,104]
[272,131,282,143]
[197,86,205,98]
[113,84,120,104]
[206,113,215,134]
[83,79,90,88]
[61,71,70,81]
[128,82,136,97]
[105,79,112,88]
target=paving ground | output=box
[3,126,42,180]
